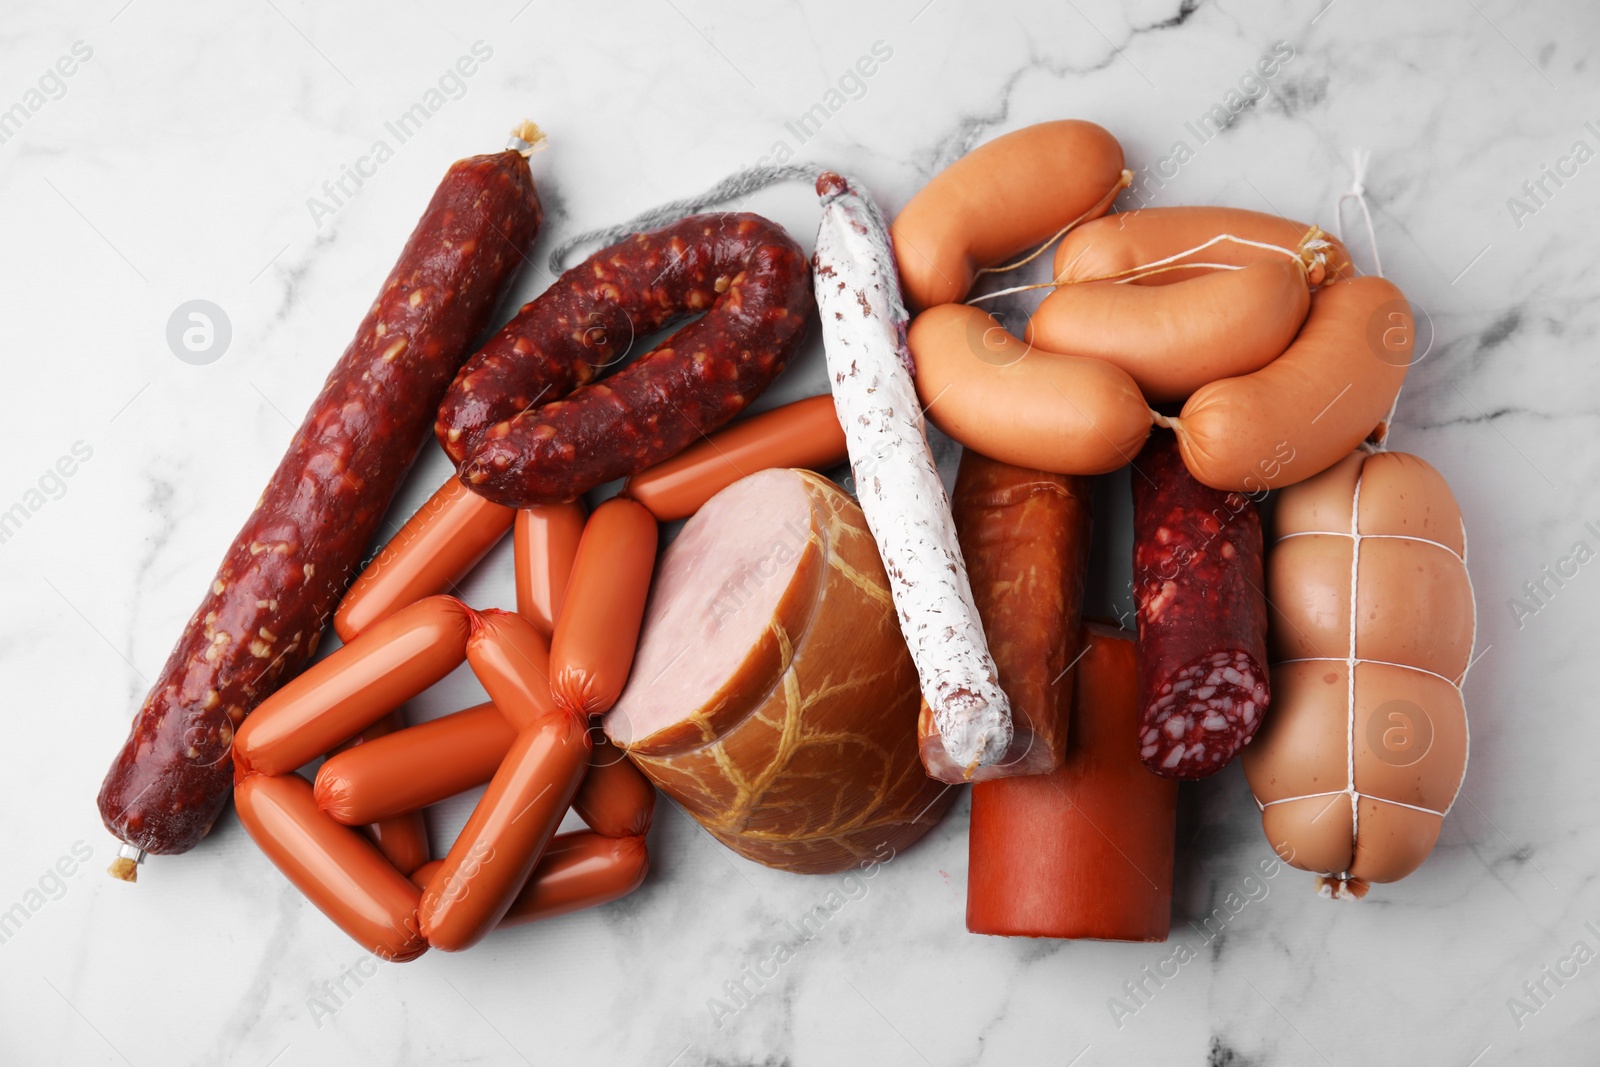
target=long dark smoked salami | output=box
[437,213,812,507]
[96,128,545,876]
[1131,429,1270,779]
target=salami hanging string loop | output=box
[548,164,829,273]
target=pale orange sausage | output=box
[1167,276,1412,491]
[334,478,513,642]
[315,702,516,825]
[466,609,561,731]
[549,498,658,716]
[234,772,427,961]
[891,120,1126,310]
[623,396,848,521]
[234,595,473,777]
[572,738,656,838]
[1026,259,1311,404]
[906,303,1152,475]
[514,501,587,635]
[418,712,591,951]
[409,831,648,926]
[330,712,431,874]
[1052,206,1354,287]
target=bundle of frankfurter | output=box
[94,115,1475,961]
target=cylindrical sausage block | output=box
[331,711,431,874]
[466,609,560,732]
[623,395,849,521]
[514,501,587,635]
[572,738,656,838]
[605,468,954,873]
[919,451,1091,780]
[1243,451,1471,894]
[1131,431,1270,779]
[968,623,1177,940]
[335,478,513,642]
[234,773,427,961]
[315,702,516,825]
[234,596,473,777]
[550,498,658,717]
[418,713,591,951]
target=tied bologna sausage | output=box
[410,831,648,928]
[622,395,848,522]
[967,623,1177,940]
[1025,258,1312,404]
[514,501,586,635]
[890,120,1127,310]
[233,595,474,778]
[907,303,1153,475]
[98,132,542,870]
[437,214,813,507]
[1051,205,1353,287]
[315,702,515,825]
[1131,431,1270,779]
[330,712,431,875]
[920,451,1091,779]
[419,711,591,951]
[334,478,513,642]
[234,772,427,961]
[1164,276,1413,492]
[549,498,658,717]
[1242,451,1472,895]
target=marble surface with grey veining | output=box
[3,0,1598,1063]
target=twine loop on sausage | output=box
[1338,148,1403,455]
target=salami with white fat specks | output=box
[812,171,1011,782]
[96,130,544,872]
[1131,429,1270,779]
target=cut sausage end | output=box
[1140,649,1269,779]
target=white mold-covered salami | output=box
[811,171,1011,780]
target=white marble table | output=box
[4,0,1596,1063]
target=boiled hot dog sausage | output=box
[409,831,648,927]
[572,738,656,838]
[233,595,473,777]
[98,132,542,868]
[1131,431,1270,778]
[1166,276,1412,491]
[623,395,848,521]
[907,303,1152,475]
[234,772,427,961]
[890,120,1126,310]
[418,712,591,951]
[549,498,658,716]
[967,622,1177,940]
[921,451,1092,780]
[1051,205,1353,286]
[514,501,587,635]
[466,609,560,731]
[1025,259,1311,404]
[334,478,513,642]
[330,712,431,875]
[439,214,813,507]
[315,702,515,825]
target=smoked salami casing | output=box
[98,140,542,867]
[440,213,813,506]
[1131,430,1270,779]
[1242,451,1472,895]
[968,623,1177,940]
[604,468,954,873]
[919,451,1091,780]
